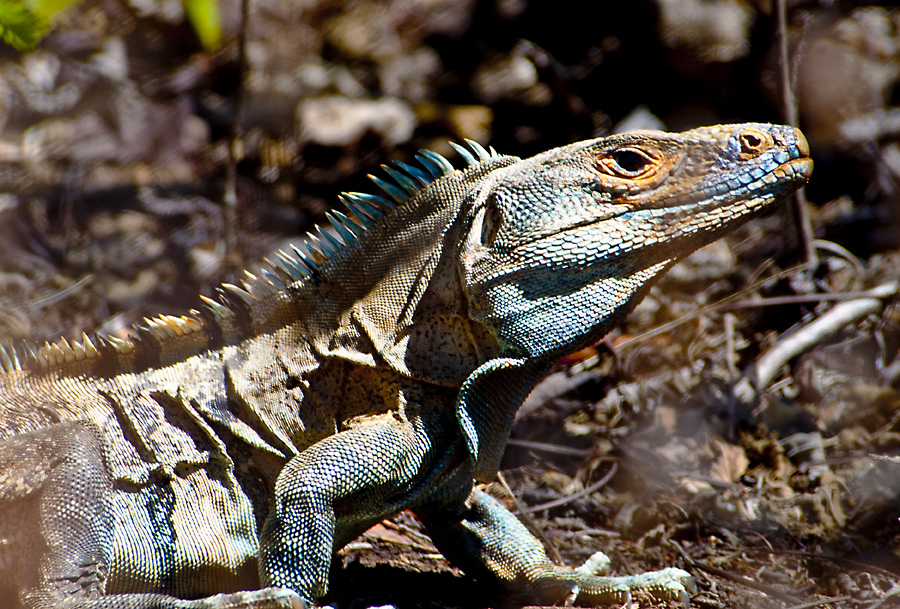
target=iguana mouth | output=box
[649,148,812,212]
[781,157,815,181]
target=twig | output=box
[784,596,851,609]
[811,239,865,272]
[684,559,802,604]
[506,438,595,458]
[616,270,893,383]
[30,275,93,306]
[775,0,816,267]
[615,264,807,351]
[522,461,618,513]
[775,0,798,129]
[223,0,250,264]
[721,286,900,310]
[865,583,900,609]
[782,548,900,581]
[724,312,738,377]
[671,540,860,607]
[732,281,897,404]
[749,280,897,393]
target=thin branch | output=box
[506,438,595,458]
[865,583,900,609]
[683,559,802,604]
[617,272,891,353]
[720,287,900,310]
[753,280,896,390]
[775,0,816,267]
[223,0,250,264]
[522,461,618,513]
[783,596,851,609]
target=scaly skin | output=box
[0,124,811,608]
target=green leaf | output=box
[30,0,82,22]
[0,0,84,51]
[183,0,221,51]
[0,0,46,50]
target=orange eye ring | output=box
[599,147,658,178]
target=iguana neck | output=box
[301,154,516,386]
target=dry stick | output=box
[618,271,890,354]
[734,280,898,403]
[724,312,738,377]
[664,540,803,604]
[31,275,92,306]
[779,596,850,609]
[775,0,816,267]
[720,289,898,310]
[866,583,900,609]
[506,438,595,458]
[811,239,865,272]
[783,548,900,583]
[223,0,250,263]
[522,461,618,513]
[614,263,808,351]
[668,540,854,608]
[752,280,897,390]
[680,560,802,604]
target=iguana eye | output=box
[600,148,656,178]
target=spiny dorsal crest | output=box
[0,140,500,374]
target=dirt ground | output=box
[1,1,900,608]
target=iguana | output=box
[0,123,812,609]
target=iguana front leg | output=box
[260,414,451,605]
[417,488,693,606]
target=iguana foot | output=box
[418,489,695,608]
[527,559,694,607]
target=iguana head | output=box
[460,123,812,361]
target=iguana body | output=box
[0,124,812,608]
